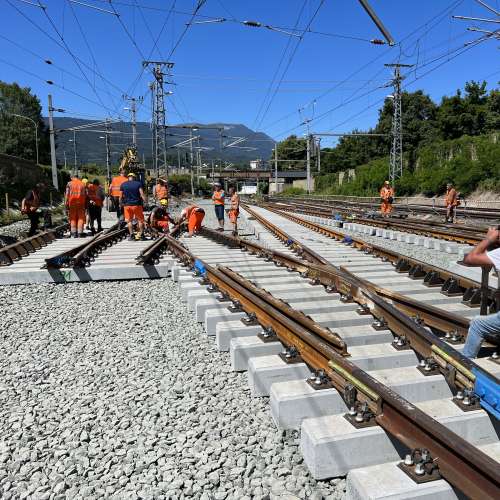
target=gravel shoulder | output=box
[0,224,345,500]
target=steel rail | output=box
[163,233,500,498]
[267,199,486,245]
[194,224,500,422]
[0,223,69,266]
[236,205,500,411]
[268,195,500,221]
[259,204,498,313]
[43,223,126,269]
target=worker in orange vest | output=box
[153,178,168,205]
[87,179,105,234]
[212,182,225,231]
[380,180,395,217]
[179,204,205,237]
[444,182,459,223]
[227,186,240,236]
[149,198,175,233]
[65,174,87,237]
[21,183,45,236]
[109,168,128,221]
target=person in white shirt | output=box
[462,227,500,358]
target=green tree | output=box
[436,81,489,139]
[375,90,438,166]
[276,135,307,169]
[0,81,50,163]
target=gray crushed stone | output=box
[0,279,346,500]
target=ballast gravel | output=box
[0,280,345,500]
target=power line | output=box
[6,0,127,118]
[66,0,124,117]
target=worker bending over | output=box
[120,172,146,241]
[87,179,105,234]
[380,180,394,217]
[228,186,240,236]
[149,198,175,233]
[109,168,128,221]
[212,182,225,231]
[462,227,500,358]
[65,174,87,238]
[21,183,45,237]
[179,204,205,237]
[444,182,459,223]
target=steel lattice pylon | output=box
[143,61,174,179]
[385,63,412,185]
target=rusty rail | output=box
[164,232,500,498]
[0,223,69,266]
[259,204,498,314]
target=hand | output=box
[486,227,500,243]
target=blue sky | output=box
[1,0,499,147]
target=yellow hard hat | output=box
[82,177,88,184]
[127,172,136,177]
[160,198,168,206]
[384,180,390,184]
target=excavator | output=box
[118,146,146,185]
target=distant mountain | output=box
[45,117,274,167]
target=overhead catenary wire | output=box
[5,0,128,118]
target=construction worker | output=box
[462,227,500,358]
[87,179,105,234]
[149,198,175,233]
[212,182,225,231]
[21,183,45,236]
[380,180,394,217]
[120,172,146,240]
[179,204,205,237]
[65,174,87,238]
[153,178,168,205]
[444,182,459,223]
[109,168,128,221]
[228,186,240,236]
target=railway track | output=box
[266,198,489,245]
[3,199,500,498]
[268,195,500,222]
[151,208,500,499]
[0,216,173,285]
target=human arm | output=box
[463,227,499,267]
[139,187,146,204]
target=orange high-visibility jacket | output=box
[445,188,458,206]
[87,183,104,207]
[380,186,394,201]
[66,178,87,208]
[212,190,225,205]
[182,205,197,219]
[109,175,128,197]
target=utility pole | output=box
[316,138,321,173]
[143,61,174,180]
[105,119,111,185]
[47,95,59,189]
[123,95,143,148]
[190,128,195,196]
[63,150,67,170]
[73,130,78,176]
[306,134,312,193]
[385,63,413,184]
[274,143,278,194]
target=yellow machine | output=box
[119,146,146,184]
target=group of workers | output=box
[64,175,105,238]
[379,180,460,223]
